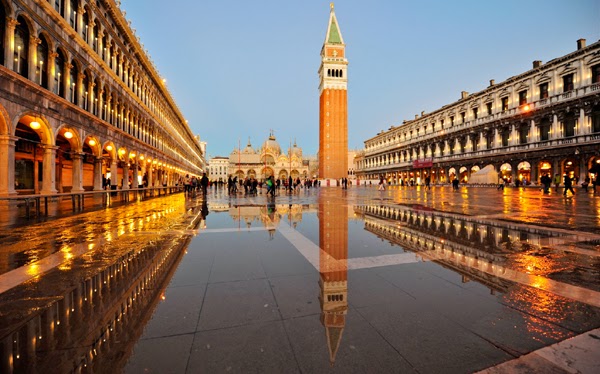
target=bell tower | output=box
[319,3,348,180]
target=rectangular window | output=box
[540,119,550,141]
[519,127,528,144]
[564,114,575,137]
[472,107,478,119]
[592,64,600,84]
[450,116,454,126]
[563,73,574,92]
[441,119,444,128]
[486,102,492,115]
[519,90,527,105]
[501,97,509,112]
[460,112,465,124]
[501,131,509,147]
[539,83,549,99]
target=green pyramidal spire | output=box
[328,19,342,44]
[325,3,344,45]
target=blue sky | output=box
[121,0,600,158]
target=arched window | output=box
[69,0,78,30]
[93,79,100,116]
[101,89,108,120]
[14,17,29,77]
[93,24,99,52]
[69,61,78,104]
[36,35,49,88]
[340,70,343,78]
[0,5,6,65]
[81,72,90,111]
[54,0,65,17]
[54,49,65,97]
[101,35,108,60]
[82,11,89,43]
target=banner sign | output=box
[412,159,433,168]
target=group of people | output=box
[225,175,321,196]
[181,173,209,195]
[539,173,598,196]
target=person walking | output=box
[452,177,460,191]
[425,176,431,190]
[541,173,551,194]
[553,173,561,192]
[200,172,209,195]
[563,174,575,197]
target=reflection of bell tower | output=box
[318,3,348,179]
[318,194,348,364]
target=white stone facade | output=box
[357,39,600,186]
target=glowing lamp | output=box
[106,145,113,151]
[64,131,73,139]
[523,104,530,112]
[30,119,41,130]
[119,148,126,155]
[88,139,96,146]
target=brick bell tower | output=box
[319,3,348,180]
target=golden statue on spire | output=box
[330,3,334,10]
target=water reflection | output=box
[318,197,348,364]
[0,200,204,373]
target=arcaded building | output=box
[318,4,348,180]
[228,133,309,181]
[357,39,600,185]
[0,0,205,196]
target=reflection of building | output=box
[1,0,204,197]
[207,156,229,182]
[318,4,348,180]
[0,216,198,373]
[355,204,580,293]
[318,194,348,364]
[357,39,600,185]
[229,133,309,181]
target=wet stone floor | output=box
[0,185,599,373]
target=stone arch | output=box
[102,141,117,160]
[56,124,82,151]
[13,111,54,145]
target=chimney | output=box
[489,79,495,87]
[461,91,469,100]
[415,114,419,120]
[421,111,425,117]
[577,38,586,50]
[533,60,542,68]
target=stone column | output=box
[110,160,118,189]
[77,73,85,109]
[76,6,85,36]
[93,157,103,191]
[148,166,153,187]
[29,36,41,82]
[531,161,538,184]
[41,145,58,195]
[88,20,95,48]
[122,162,129,190]
[0,136,18,196]
[578,108,587,136]
[132,163,139,188]
[48,52,58,94]
[71,153,84,192]
[5,18,18,71]
[551,114,559,140]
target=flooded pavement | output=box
[0,186,599,373]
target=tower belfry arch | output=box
[318,3,348,180]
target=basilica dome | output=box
[289,140,302,158]
[242,139,255,154]
[262,132,281,155]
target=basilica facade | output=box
[228,133,309,181]
[0,0,204,196]
[356,39,600,186]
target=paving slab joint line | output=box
[475,327,600,374]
